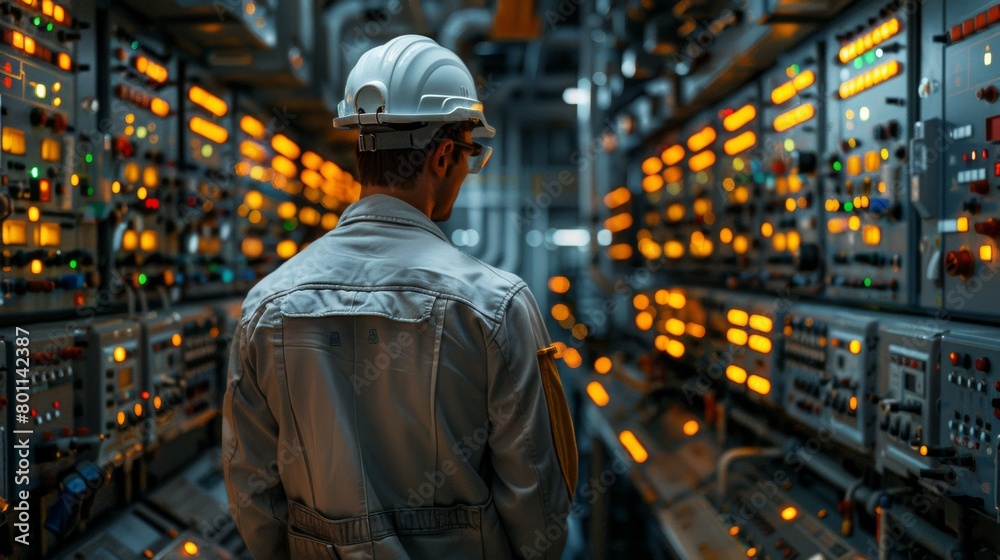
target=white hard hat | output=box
[334,35,495,171]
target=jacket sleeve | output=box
[487,286,577,559]
[222,316,289,560]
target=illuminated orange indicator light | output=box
[172,333,182,347]
[728,309,749,326]
[117,411,126,426]
[594,356,612,374]
[642,156,663,175]
[272,133,301,159]
[189,117,228,144]
[773,103,815,132]
[780,506,798,521]
[770,69,815,105]
[301,151,324,171]
[189,85,229,117]
[548,276,571,294]
[748,334,772,354]
[114,346,127,362]
[723,104,757,132]
[135,56,169,83]
[688,150,716,172]
[635,311,654,331]
[839,18,901,64]
[660,144,685,166]
[668,292,686,309]
[604,213,633,233]
[849,396,858,411]
[726,364,748,384]
[687,126,717,152]
[272,155,297,178]
[607,243,633,261]
[749,314,773,333]
[729,526,740,536]
[240,115,266,139]
[183,541,199,555]
[849,340,862,354]
[682,420,699,436]
[604,186,631,208]
[619,430,648,463]
[153,395,163,409]
[747,374,771,395]
[724,130,756,156]
[838,60,901,99]
[587,381,610,407]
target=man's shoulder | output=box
[237,236,529,329]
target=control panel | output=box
[823,2,913,305]
[178,63,235,298]
[939,0,1000,316]
[875,322,944,478]
[0,0,98,319]
[720,292,783,407]
[713,84,761,289]
[783,304,880,453]
[937,326,1000,519]
[760,43,824,294]
[100,10,180,303]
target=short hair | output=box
[356,121,471,189]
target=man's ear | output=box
[429,140,454,179]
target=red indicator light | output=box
[30,408,37,417]
[144,198,161,211]
[141,391,150,400]
[53,400,60,409]
[38,179,51,202]
[994,162,1000,177]
[987,115,1000,143]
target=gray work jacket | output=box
[223,194,577,559]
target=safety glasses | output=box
[451,139,492,174]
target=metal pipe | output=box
[882,507,959,559]
[324,0,381,101]
[716,447,784,499]
[438,8,493,53]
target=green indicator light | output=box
[86,187,94,196]
[864,51,876,64]
[33,16,41,25]
[208,263,218,272]
[69,259,78,269]
[221,269,234,283]
[85,153,93,163]
[854,59,863,69]
[864,277,872,288]
[832,161,842,172]
[46,23,53,32]
[844,201,854,212]
[30,167,39,178]
[790,64,800,75]
[138,273,148,285]
[201,144,213,158]
[131,41,139,50]
[283,220,296,231]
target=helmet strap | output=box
[357,124,448,152]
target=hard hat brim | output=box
[333,107,496,139]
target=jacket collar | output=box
[336,194,450,243]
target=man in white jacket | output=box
[222,35,577,559]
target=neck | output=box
[360,183,435,218]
